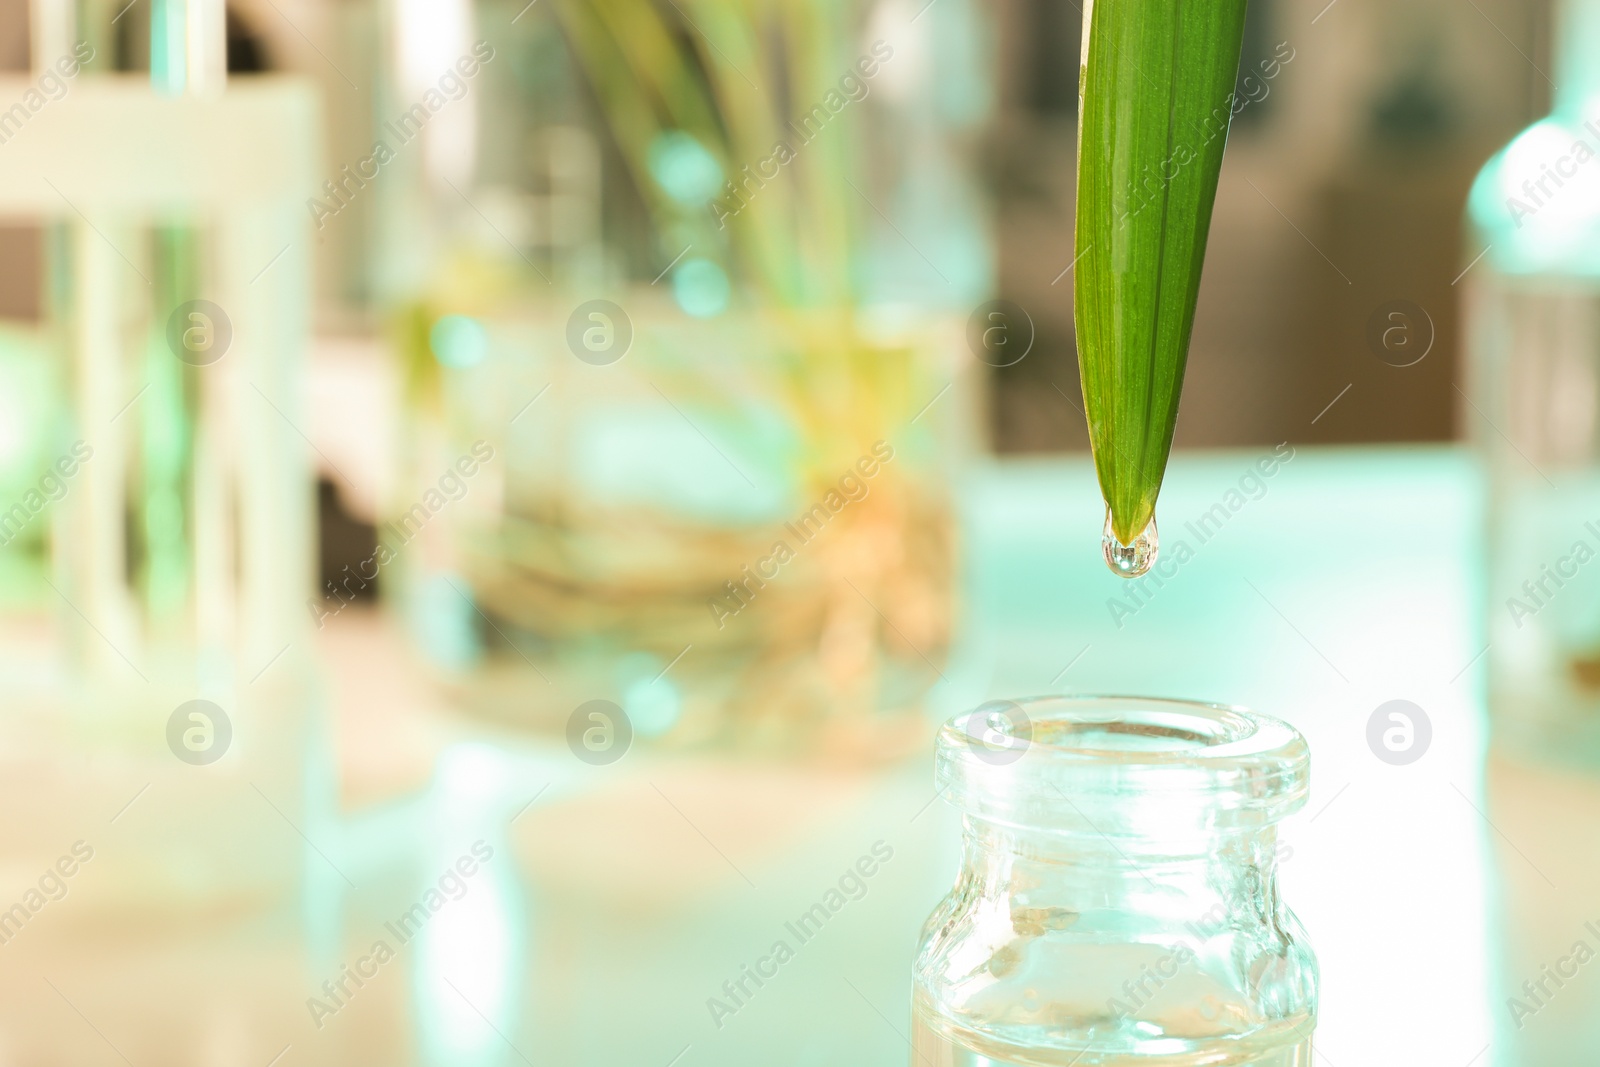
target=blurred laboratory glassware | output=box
[1465,0,1600,768]
[370,0,994,750]
[0,0,321,914]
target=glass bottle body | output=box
[912,1010,1311,1067]
[912,698,1316,1066]
[1464,279,1600,764]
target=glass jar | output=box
[370,0,992,749]
[912,696,1316,1066]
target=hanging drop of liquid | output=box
[1102,510,1158,578]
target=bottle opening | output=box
[937,695,1310,835]
[1027,707,1255,753]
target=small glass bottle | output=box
[1464,0,1600,766]
[912,696,1316,1066]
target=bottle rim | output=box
[935,695,1310,835]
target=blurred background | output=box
[0,0,1596,1063]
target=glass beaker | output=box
[912,696,1316,1066]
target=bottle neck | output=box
[960,818,1287,929]
[1555,0,1600,121]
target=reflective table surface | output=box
[5,447,1596,1066]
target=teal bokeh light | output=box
[617,652,683,738]
[672,258,730,318]
[647,131,723,205]
[431,315,490,369]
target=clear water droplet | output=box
[1102,510,1158,578]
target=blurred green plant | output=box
[1074,0,1250,546]
[553,0,860,308]
[549,0,915,482]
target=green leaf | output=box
[1074,0,1250,546]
